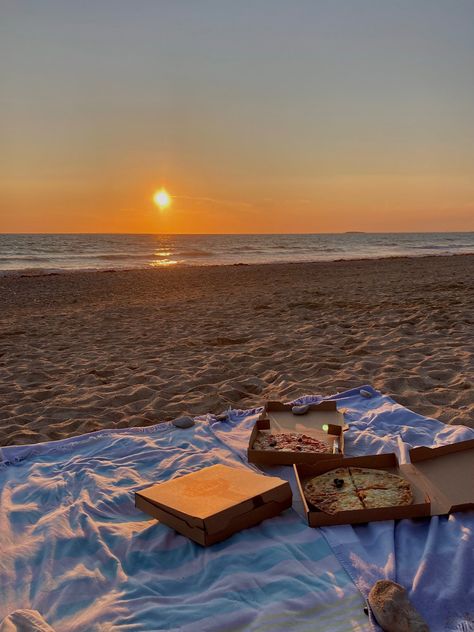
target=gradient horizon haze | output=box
[1,1,474,234]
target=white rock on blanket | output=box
[172,416,195,429]
[291,404,310,415]
[368,580,429,632]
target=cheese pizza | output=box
[303,466,413,514]
[253,431,331,454]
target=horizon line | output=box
[1,230,473,236]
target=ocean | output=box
[0,232,473,275]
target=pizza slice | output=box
[357,486,413,509]
[349,467,413,509]
[303,467,364,514]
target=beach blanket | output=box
[0,405,368,632]
[1,387,473,631]
[232,386,474,632]
[310,386,474,632]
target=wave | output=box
[0,256,48,263]
[176,249,214,258]
[411,244,469,250]
[95,253,157,261]
[92,250,213,260]
[0,250,473,277]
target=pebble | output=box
[368,580,429,632]
[172,416,195,429]
[360,389,372,398]
[291,404,311,415]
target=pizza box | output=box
[135,464,292,546]
[248,400,346,466]
[294,453,430,527]
[407,438,474,516]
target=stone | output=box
[172,416,195,429]
[215,413,228,421]
[360,389,372,398]
[291,404,310,415]
[368,580,429,632]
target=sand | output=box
[0,255,473,446]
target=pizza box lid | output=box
[262,400,347,434]
[407,438,474,515]
[135,464,292,537]
[248,400,345,465]
[294,453,431,527]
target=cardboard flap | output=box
[256,417,271,431]
[295,453,400,496]
[203,483,291,533]
[265,400,338,412]
[409,440,474,515]
[135,494,207,535]
[409,438,474,463]
[261,400,345,439]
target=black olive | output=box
[333,478,344,489]
[269,441,277,448]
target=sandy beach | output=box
[0,254,473,446]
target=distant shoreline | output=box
[1,250,473,279]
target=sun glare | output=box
[153,188,171,210]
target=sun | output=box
[153,188,171,210]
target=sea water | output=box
[0,232,473,275]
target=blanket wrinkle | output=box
[2,386,473,631]
[312,389,474,632]
[2,404,366,631]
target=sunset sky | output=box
[1,1,474,234]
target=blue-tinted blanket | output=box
[0,400,367,632]
[1,386,473,631]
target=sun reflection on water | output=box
[149,259,178,267]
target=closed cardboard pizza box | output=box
[135,464,292,546]
[248,400,346,466]
[294,453,430,527]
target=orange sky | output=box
[2,173,473,234]
[1,2,474,234]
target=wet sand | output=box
[0,255,473,446]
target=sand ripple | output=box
[0,255,473,446]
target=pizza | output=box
[303,467,413,514]
[349,467,412,508]
[304,468,362,513]
[253,431,330,454]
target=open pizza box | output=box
[135,464,292,546]
[248,400,346,466]
[407,438,474,516]
[295,438,474,527]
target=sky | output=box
[1,0,474,234]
